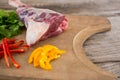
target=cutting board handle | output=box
[73,22,117,79]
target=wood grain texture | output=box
[72,16,114,79]
[0,0,120,79]
[1,0,120,17]
[0,15,116,80]
[84,16,120,78]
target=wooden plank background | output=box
[0,0,120,80]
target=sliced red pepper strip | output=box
[0,40,24,51]
[9,40,24,49]
[19,45,30,51]
[0,49,25,58]
[7,38,16,44]
[2,38,10,68]
[4,38,20,68]
[0,38,16,51]
[10,49,25,53]
[0,44,3,50]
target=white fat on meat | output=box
[26,19,49,45]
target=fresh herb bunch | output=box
[0,9,25,40]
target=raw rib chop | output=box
[9,0,68,46]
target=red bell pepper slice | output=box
[2,39,10,67]
[3,38,20,68]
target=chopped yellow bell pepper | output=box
[28,45,65,70]
[28,47,42,64]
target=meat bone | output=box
[73,19,117,80]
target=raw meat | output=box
[9,0,68,46]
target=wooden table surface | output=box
[0,0,120,80]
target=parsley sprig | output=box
[0,9,25,40]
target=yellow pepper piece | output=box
[28,47,42,63]
[33,50,42,67]
[28,45,66,70]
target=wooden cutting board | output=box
[0,15,117,80]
